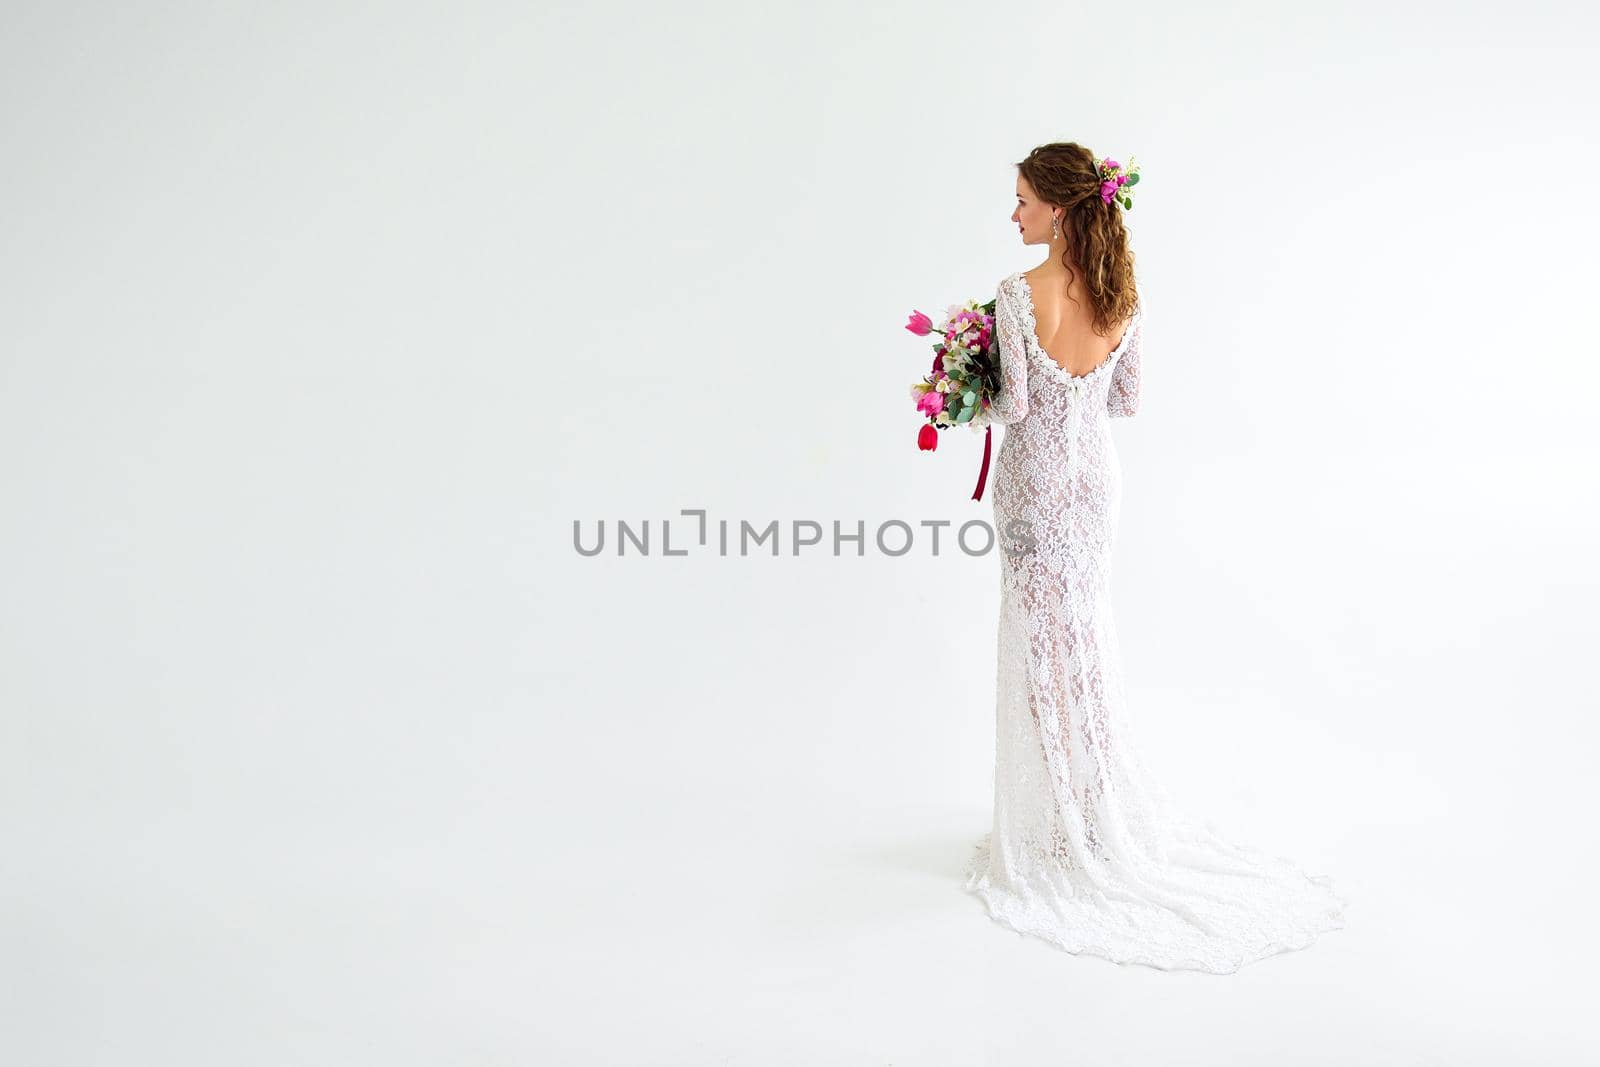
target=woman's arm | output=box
[987,279,1030,425]
[1107,304,1143,418]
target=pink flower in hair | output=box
[1096,153,1140,208]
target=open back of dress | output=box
[965,271,1346,973]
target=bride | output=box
[965,142,1346,973]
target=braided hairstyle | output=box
[1015,141,1141,336]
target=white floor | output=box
[6,536,1596,1065]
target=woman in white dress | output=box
[965,142,1346,973]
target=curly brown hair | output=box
[1016,142,1140,336]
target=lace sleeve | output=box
[987,279,1030,425]
[1107,301,1143,419]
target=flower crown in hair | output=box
[1097,155,1140,210]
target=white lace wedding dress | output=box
[964,270,1347,973]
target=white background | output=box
[3,1,1598,1063]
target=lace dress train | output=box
[964,271,1347,973]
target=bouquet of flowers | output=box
[905,296,1003,501]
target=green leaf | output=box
[962,390,975,405]
[1126,173,1139,185]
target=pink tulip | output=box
[1103,158,1120,170]
[1116,174,1127,185]
[1100,181,1117,203]
[916,390,945,416]
[905,310,934,335]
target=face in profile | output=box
[1011,176,1055,246]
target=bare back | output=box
[1021,267,1132,378]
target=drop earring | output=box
[1051,215,1060,240]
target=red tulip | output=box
[917,423,939,451]
[905,310,934,335]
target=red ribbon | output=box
[970,425,992,501]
